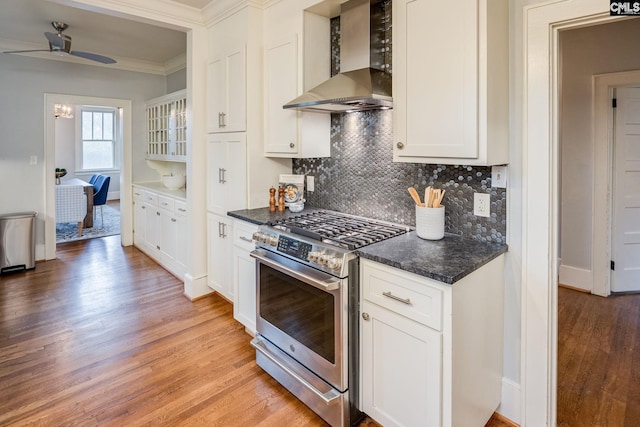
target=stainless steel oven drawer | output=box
[252,335,349,427]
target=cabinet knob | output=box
[362,312,370,321]
[289,142,295,149]
[396,141,405,149]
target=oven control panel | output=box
[252,231,345,272]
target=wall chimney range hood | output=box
[283,0,392,113]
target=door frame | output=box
[522,1,618,425]
[592,71,640,296]
[44,94,133,259]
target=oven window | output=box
[259,264,335,364]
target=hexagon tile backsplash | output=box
[292,111,507,244]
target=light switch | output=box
[491,165,507,188]
[307,175,315,192]
[30,155,37,165]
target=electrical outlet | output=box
[474,193,491,217]
[307,175,315,192]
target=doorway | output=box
[521,0,640,424]
[54,103,122,244]
[44,93,133,260]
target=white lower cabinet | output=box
[360,256,505,427]
[133,188,146,246]
[232,220,259,334]
[207,212,233,301]
[361,300,442,426]
[132,185,188,279]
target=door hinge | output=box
[611,260,615,271]
[612,98,617,108]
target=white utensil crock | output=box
[415,205,445,240]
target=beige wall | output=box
[560,19,640,273]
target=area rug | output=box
[56,201,121,243]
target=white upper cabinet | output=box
[206,133,247,215]
[392,0,509,166]
[145,89,187,161]
[207,10,247,134]
[262,2,330,158]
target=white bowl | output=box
[162,175,186,190]
[288,200,305,212]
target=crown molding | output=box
[202,0,269,26]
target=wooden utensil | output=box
[408,187,423,206]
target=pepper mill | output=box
[278,187,285,212]
[269,187,276,212]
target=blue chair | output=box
[89,174,100,185]
[92,175,111,226]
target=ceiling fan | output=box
[3,21,117,64]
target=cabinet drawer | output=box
[362,260,443,331]
[174,200,188,217]
[158,195,175,212]
[142,190,158,206]
[133,187,144,202]
[234,220,258,251]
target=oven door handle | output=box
[250,251,340,291]
[251,336,341,406]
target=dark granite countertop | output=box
[356,232,507,284]
[227,207,324,225]
[227,207,507,285]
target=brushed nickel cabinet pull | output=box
[362,312,370,321]
[382,291,411,305]
[396,141,405,149]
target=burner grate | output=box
[271,211,408,249]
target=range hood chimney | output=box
[283,0,391,113]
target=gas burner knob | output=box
[307,251,320,262]
[268,235,278,246]
[328,257,343,270]
[319,253,333,266]
[252,232,263,242]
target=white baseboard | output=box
[497,377,520,425]
[559,264,592,292]
[183,273,211,300]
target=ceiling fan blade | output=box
[70,50,116,64]
[44,32,65,49]
[3,49,51,54]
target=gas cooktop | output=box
[267,210,410,250]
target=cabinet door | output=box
[207,213,233,300]
[174,203,188,272]
[206,47,246,133]
[172,97,188,160]
[133,193,146,246]
[159,208,177,262]
[393,0,478,160]
[206,133,247,215]
[233,220,258,333]
[146,101,171,158]
[264,36,299,155]
[361,300,442,427]
[144,203,160,253]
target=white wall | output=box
[559,19,640,275]
[0,53,169,252]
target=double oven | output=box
[250,211,408,427]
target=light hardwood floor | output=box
[1,236,511,426]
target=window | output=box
[80,108,116,170]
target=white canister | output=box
[415,205,445,240]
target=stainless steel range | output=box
[250,210,408,427]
